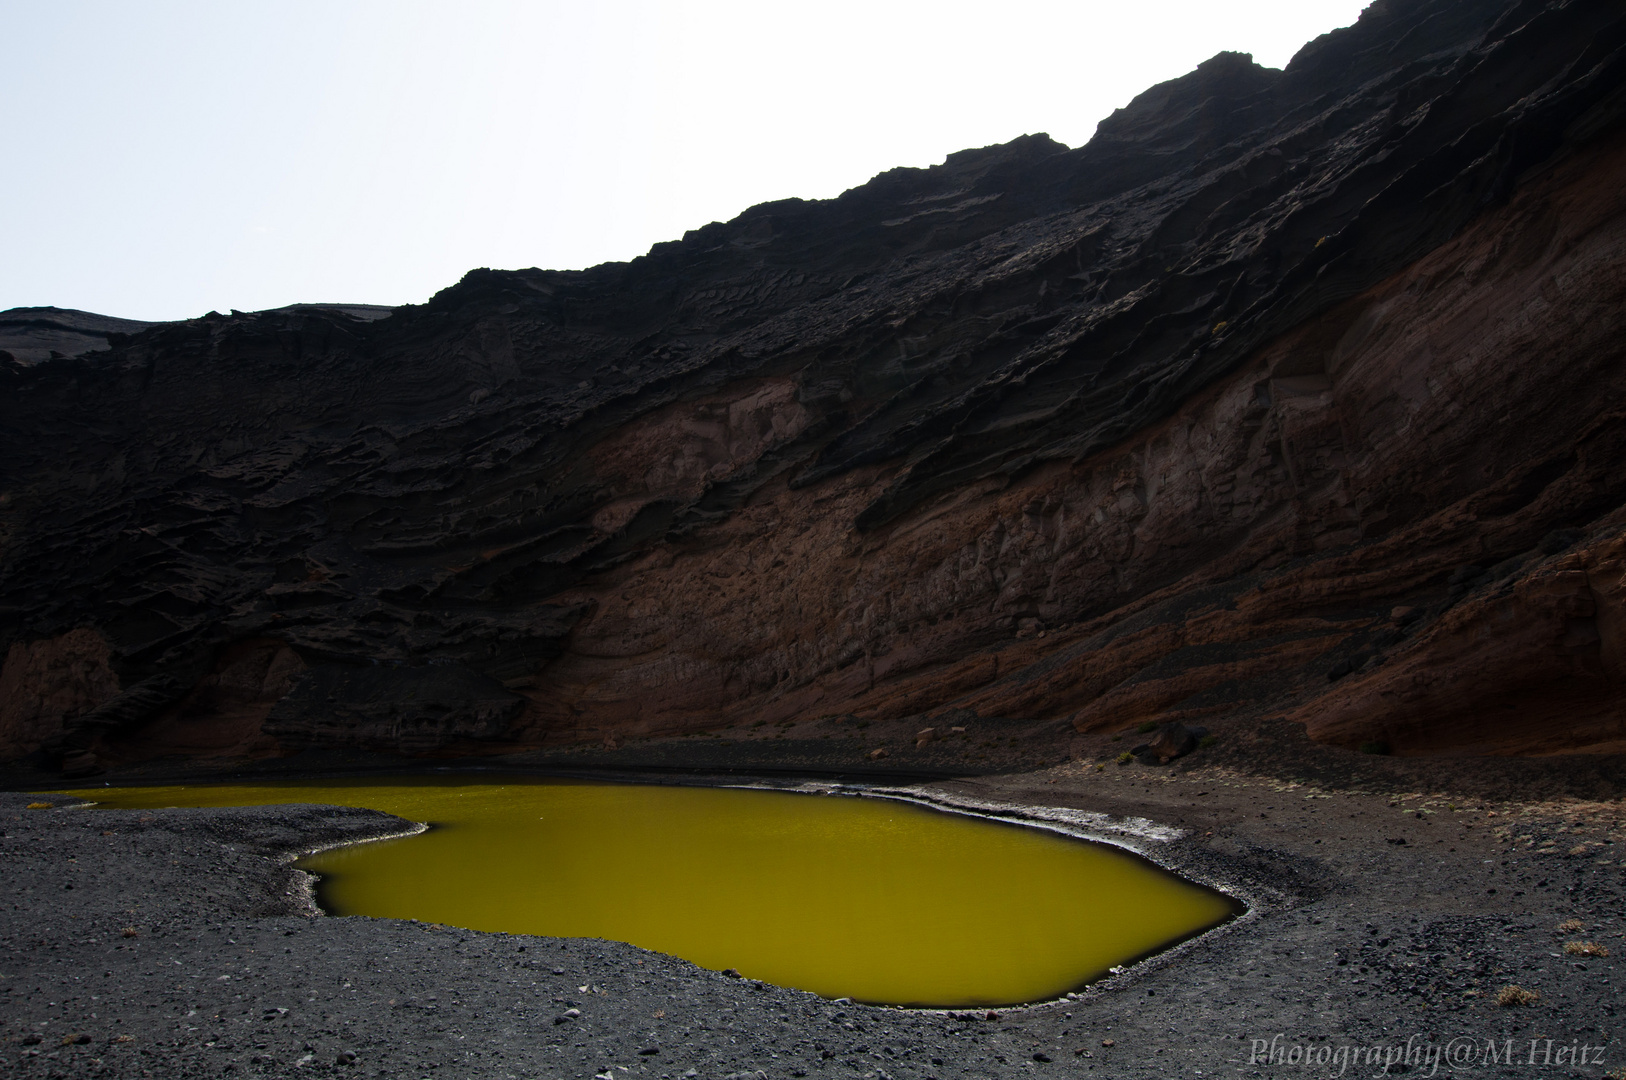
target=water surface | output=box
[69,776,1236,1006]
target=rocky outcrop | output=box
[0,308,160,368]
[0,628,119,759]
[1132,722,1208,765]
[0,305,393,370]
[263,663,525,753]
[1296,537,1626,755]
[1,0,1624,768]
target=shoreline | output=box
[4,756,1622,1077]
[33,773,1250,1010]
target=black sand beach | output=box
[4,747,1621,1078]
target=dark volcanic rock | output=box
[1137,722,1205,764]
[73,673,188,736]
[264,662,526,752]
[0,307,163,367]
[3,0,1626,767]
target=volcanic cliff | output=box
[3,0,1625,775]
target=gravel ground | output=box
[2,756,1623,1079]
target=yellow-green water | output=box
[64,777,1236,1007]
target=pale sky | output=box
[1,1,1370,322]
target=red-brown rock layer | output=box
[0,628,118,759]
[531,129,1626,756]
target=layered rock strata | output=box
[2,0,1624,768]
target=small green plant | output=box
[1110,734,1122,742]
[1136,721,1158,734]
[1199,734,1217,748]
[1359,741,1391,755]
[1116,752,1134,766]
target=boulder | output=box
[1134,722,1207,764]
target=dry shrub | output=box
[25,802,53,810]
[1496,985,1540,1007]
[1557,919,1585,932]
[1563,941,1609,958]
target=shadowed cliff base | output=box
[4,0,1626,777]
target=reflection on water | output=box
[68,776,1237,1006]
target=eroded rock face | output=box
[528,124,1626,756]
[0,628,119,758]
[263,663,525,754]
[1,0,1624,765]
[104,639,303,761]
